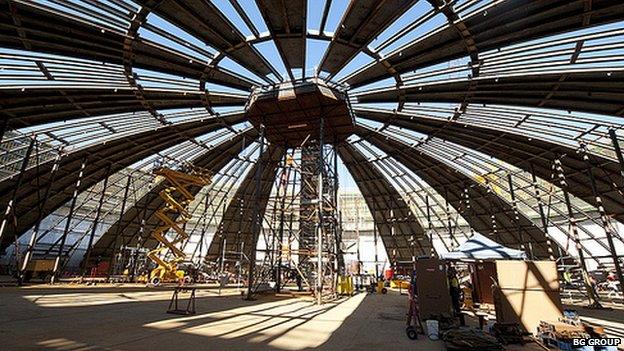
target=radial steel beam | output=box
[0,114,246,253]
[357,126,554,258]
[337,142,432,261]
[345,0,624,88]
[318,0,416,78]
[256,0,307,80]
[137,0,280,82]
[246,124,265,301]
[356,108,624,224]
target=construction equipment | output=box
[147,167,211,286]
[460,285,474,309]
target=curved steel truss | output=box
[0,0,623,284]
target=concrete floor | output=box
[0,284,622,350]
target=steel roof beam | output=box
[0,113,246,252]
[0,0,255,90]
[355,125,556,259]
[337,141,433,260]
[0,88,247,128]
[256,0,307,80]
[87,129,258,264]
[355,69,624,117]
[136,0,280,83]
[345,0,624,88]
[355,107,624,224]
[318,0,416,78]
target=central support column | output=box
[298,119,340,304]
[245,80,349,303]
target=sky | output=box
[5,0,624,188]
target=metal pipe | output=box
[333,141,344,274]
[316,117,324,305]
[426,195,434,257]
[51,156,87,283]
[609,128,624,192]
[246,124,265,301]
[508,173,530,258]
[355,198,361,275]
[373,200,379,279]
[583,148,624,293]
[20,147,62,282]
[530,164,556,260]
[220,239,227,273]
[0,136,35,276]
[81,163,111,276]
[0,118,7,145]
[443,187,455,248]
[276,152,288,293]
[557,159,602,308]
[108,173,132,277]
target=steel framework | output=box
[0,0,622,301]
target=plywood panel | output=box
[495,289,563,334]
[495,260,559,291]
[494,260,563,334]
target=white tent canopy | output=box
[440,233,527,260]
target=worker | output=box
[448,266,461,316]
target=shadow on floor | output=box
[1,285,445,351]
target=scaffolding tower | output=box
[242,122,344,304]
[299,137,342,303]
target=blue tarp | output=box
[440,233,527,260]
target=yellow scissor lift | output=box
[147,167,211,286]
